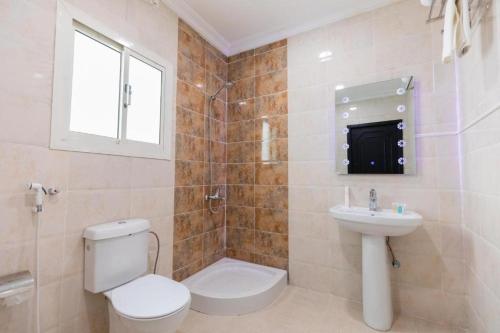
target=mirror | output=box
[335,76,415,175]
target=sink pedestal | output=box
[362,234,392,331]
[329,205,423,331]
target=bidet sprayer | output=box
[28,183,47,213]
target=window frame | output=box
[51,0,173,160]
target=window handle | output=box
[124,84,132,107]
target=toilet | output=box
[83,219,191,333]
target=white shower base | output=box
[182,258,287,315]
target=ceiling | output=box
[162,0,398,56]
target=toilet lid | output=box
[105,274,191,319]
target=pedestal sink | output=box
[329,205,422,331]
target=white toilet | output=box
[83,219,191,333]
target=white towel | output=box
[442,0,459,63]
[458,0,472,56]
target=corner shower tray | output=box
[182,258,287,315]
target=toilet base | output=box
[108,300,190,333]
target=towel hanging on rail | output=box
[441,0,473,63]
[458,0,472,55]
[442,0,459,63]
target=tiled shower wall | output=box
[225,41,289,270]
[173,20,228,281]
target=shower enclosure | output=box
[180,79,288,315]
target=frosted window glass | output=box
[126,56,162,144]
[70,31,121,138]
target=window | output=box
[51,1,173,159]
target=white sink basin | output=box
[329,205,422,331]
[329,205,422,236]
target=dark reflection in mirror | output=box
[335,76,415,175]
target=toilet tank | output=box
[83,219,151,293]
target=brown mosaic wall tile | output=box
[204,208,225,232]
[255,70,287,97]
[211,99,226,121]
[255,39,287,54]
[175,160,204,186]
[174,210,204,241]
[225,40,288,270]
[173,235,203,270]
[228,77,255,102]
[255,47,287,76]
[255,231,288,258]
[227,163,255,184]
[178,27,205,67]
[255,208,288,234]
[208,118,226,142]
[255,162,288,185]
[207,141,226,163]
[173,20,228,280]
[174,186,204,214]
[172,259,203,282]
[254,254,288,271]
[207,163,227,186]
[175,134,204,161]
[177,53,205,88]
[226,206,255,229]
[227,185,255,206]
[228,49,255,63]
[204,248,225,267]
[229,56,255,81]
[203,228,225,256]
[226,227,255,253]
[176,81,205,114]
[176,107,204,137]
[255,92,288,118]
[226,249,255,263]
[205,49,228,80]
[227,120,255,143]
[174,31,288,278]
[228,99,255,122]
[255,185,288,210]
[227,142,255,163]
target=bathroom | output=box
[0,0,499,332]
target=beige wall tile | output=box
[0,1,178,332]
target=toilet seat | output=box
[104,274,191,320]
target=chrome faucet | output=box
[369,189,377,211]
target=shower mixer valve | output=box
[205,188,225,201]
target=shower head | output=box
[210,81,233,100]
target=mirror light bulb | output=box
[398,140,406,147]
[398,157,407,165]
[396,88,406,95]
[397,122,406,130]
[342,128,349,134]
[342,112,349,119]
[342,96,350,104]
[397,105,406,113]
[342,143,350,150]
[343,159,350,166]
